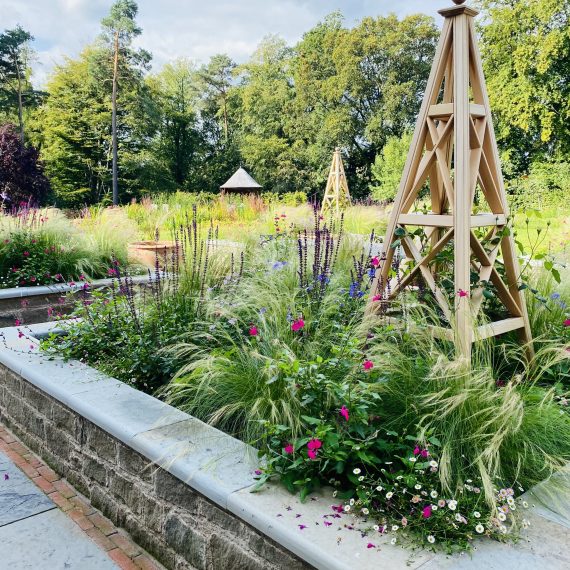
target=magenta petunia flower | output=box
[291,318,305,332]
[324,521,332,527]
[254,469,262,475]
[371,256,380,267]
[422,505,432,519]
[363,360,374,371]
[564,319,570,327]
[14,319,21,326]
[284,443,294,454]
[457,289,469,298]
[367,543,376,549]
[339,405,349,422]
[249,326,259,336]
[308,449,318,460]
[372,294,382,302]
[420,449,429,458]
[413,446,420,455]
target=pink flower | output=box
[307,438,322,451]
[254,469,262,476]
[23,251,29,257]
[413,446,420,455]
[422,505,432,519]
[420,449,429,458]
[331,504,344,513]
[457,289,469,298]
[371,256,380,267]
[564,319,570,327]
[291,318,305,332]
[372,294,382,302]
[308,449,317,460]
[249,326,258,336]
[367,543,376,549]
[18,331,24,338]
[324,521,332,527]
[339,405,349,422]
[284,443,294,454]
[363,360,374,371]
[298,524,307,530]
[68,282,76,287]
[108,268,117,276]
[14,319,21,326]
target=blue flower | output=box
[551,293,561,300]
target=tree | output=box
[369,131,412,202]
[38,45,156,207]
[198,54,236,143]
[479,0,570,173]
[147,58,201,191]
[0,123,50,207]
[0,26,35,143]
[100,0,147,205]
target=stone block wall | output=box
[0,364,311,570]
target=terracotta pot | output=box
[128,240,178,269]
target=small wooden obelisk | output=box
[321,148,351,216]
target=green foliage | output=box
[478,0,570,172]
[508,162,570,210]
[370,132,412,202]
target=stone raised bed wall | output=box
[0,362,309,570]
[0,275,151,327]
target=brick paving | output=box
[0,422,165,570]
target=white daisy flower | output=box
[474,511,481,518]
[390,538,397,545]
[333,491,338,497]
[431,505,438,511]
[430,490,438,498]
[409,457,417,463]
[522,501,529,509]
[391,525,399,531]
[344,505,351,512]
[373,525,380,531]
[429,460,438,468]
[376,486,383,492]
[427,535,436,544]
[362,508,369,515]
[499,525,507,534]
[475,524,484,534]
[349,498,355,506]
[498,512,506,521]
[448,500,457,511]
[386,492,394,499]
[353,468,361,475]
[415,484,422,490]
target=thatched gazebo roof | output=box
[220,167,262,193]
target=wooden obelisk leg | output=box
[453,14,472,360]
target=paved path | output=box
[0,450,118,569]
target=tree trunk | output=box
[15,59,24,144]
[111,30,119,206]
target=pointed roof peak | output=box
[220,167,262,191]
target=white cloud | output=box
[0,0,445,86]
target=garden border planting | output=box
[1,322,569,570]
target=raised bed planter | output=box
[0,275,151,328]
[0,322,569,570]
[128,241,178,269]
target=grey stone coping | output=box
[0,274,153,300]
[1,322,569,569]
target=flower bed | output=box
[36,210,570,553]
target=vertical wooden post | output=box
[453,13,472,359]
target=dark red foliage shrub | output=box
[0,123,50,207]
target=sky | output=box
[1,0,445,87]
